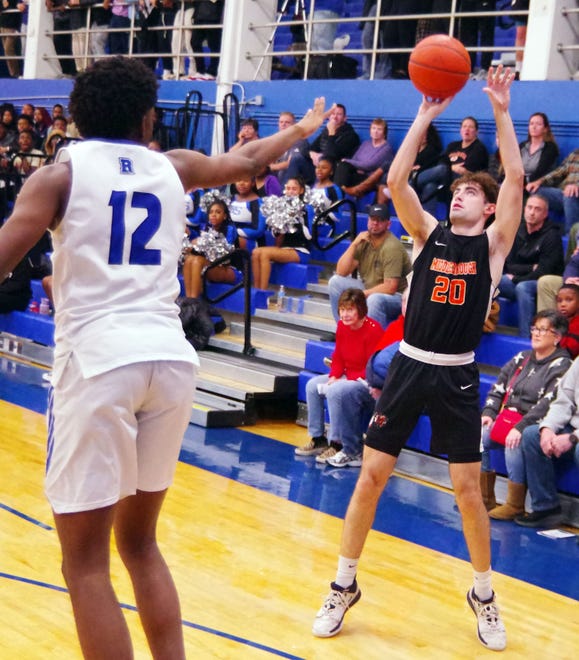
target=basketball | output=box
[408,35,471,100]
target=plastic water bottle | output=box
[39,298,51,315]
[277,285,287,312]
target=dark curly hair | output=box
[69,57,158,140]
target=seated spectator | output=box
[182,199,239,298]
[446,116,489,179]
[537,221,579,311]
[516,354,579,528]
[229,118,260,152]
[499,194,564,337]
[308,104,360,169]
[328,203,411,329]
[251,176,312,290]
[269,111,314,186]
[0,120,18,157]
[520,112,559,185]
[229,176,266,250]
[294,288,383,467]
[555,283,579,358]
[378,124,448,216]
[479,310,571,516]
[12,129,45,178]
[334,118,394,195]
[526,148,579,234]
[16,113,34,135]
[33,106,52,148]
[254,164,282,198]
[310,156,342,205]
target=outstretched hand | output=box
[298,97,331,138]
[483,65,515,112]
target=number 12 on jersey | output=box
[108,190,162,265]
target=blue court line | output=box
[179,425,579,601]
[0,572,304,658]
[0,502,54,530]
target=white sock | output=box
[473,568,493,602]
[335,555,358,589]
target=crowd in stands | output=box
[1,87,578,519]
[0,2,530,82]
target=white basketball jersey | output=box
[51,140,198,378]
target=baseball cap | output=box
[366,204,390,220]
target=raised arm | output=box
[485,67,525,269]
[168,98,331,191]
[386,96,452,250]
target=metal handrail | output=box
[311,197,357,252]
[202,248,254,356]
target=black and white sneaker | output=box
[312,581,361,638]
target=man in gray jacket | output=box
[516,357,579,527]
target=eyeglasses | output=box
[529,326,555,336]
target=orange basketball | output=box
[408,35,471,100]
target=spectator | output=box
[1,103,17,132]
[359,1,390,80]
[43,128,67,164]
[182,198,239,298]
[108,0,131,55]
[556,283,579,359]
[499,194,564,337]
[515,357,579,528]
[311,156,342,205]
[269,111,315,186]
[519,112,559,185]
[254,164,282,198]
[446,116,489,179]
[88,0,111,61]
[0,118,18,154]
[66,0,102,73]
[458,1,497,77]
[12,128,45,178]
[190,0,224,80]
[229,175,266,250]
[49,115,69,137]
[136,0,176,78]
[51,103,65,121]
[33,106,52,147]
[511,0,529,79]
[526,148,579,235]
[479,310,571,515]
[380,0,426,79]
[46,0,77,77]
[310,0,345,53]
[537,221,579,312]
[0,0,22,78]
[16,112,34,134]
[171,0,196,79]
[334,118,394,194]
[251,176,312,290]
[229,118,260,152]
[309,103,361,168]
[327,203,411,329]
[378,123,447,216]
[295,288,383,466]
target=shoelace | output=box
[322,589,350,613]
[480,602,502,628]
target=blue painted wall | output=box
[2,78,578,157]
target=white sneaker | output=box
[333,34,350,51]
[467,588,507,651]
[315,444,339,464]
[162,70,175,80]
[313,581,361,637]
[326,449,363,468]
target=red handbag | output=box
[490,408,524,445]
[489,356,530,445]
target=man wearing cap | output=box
[327,203,412,328]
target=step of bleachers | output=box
[269,262,322,289]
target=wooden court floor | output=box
[1,362,578,659]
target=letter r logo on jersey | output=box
[119,157,135,174]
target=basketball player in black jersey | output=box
[313,66,523,652]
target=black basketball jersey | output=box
[404,224,492,354]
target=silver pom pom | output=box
[200,189,231,213]
[262,194,306,235]
[193,227,235,262]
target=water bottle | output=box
[39,298,51,315]
[277,285,287,312]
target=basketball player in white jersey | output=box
[0,57,327,658]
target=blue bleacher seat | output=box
[269,262,322,289]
